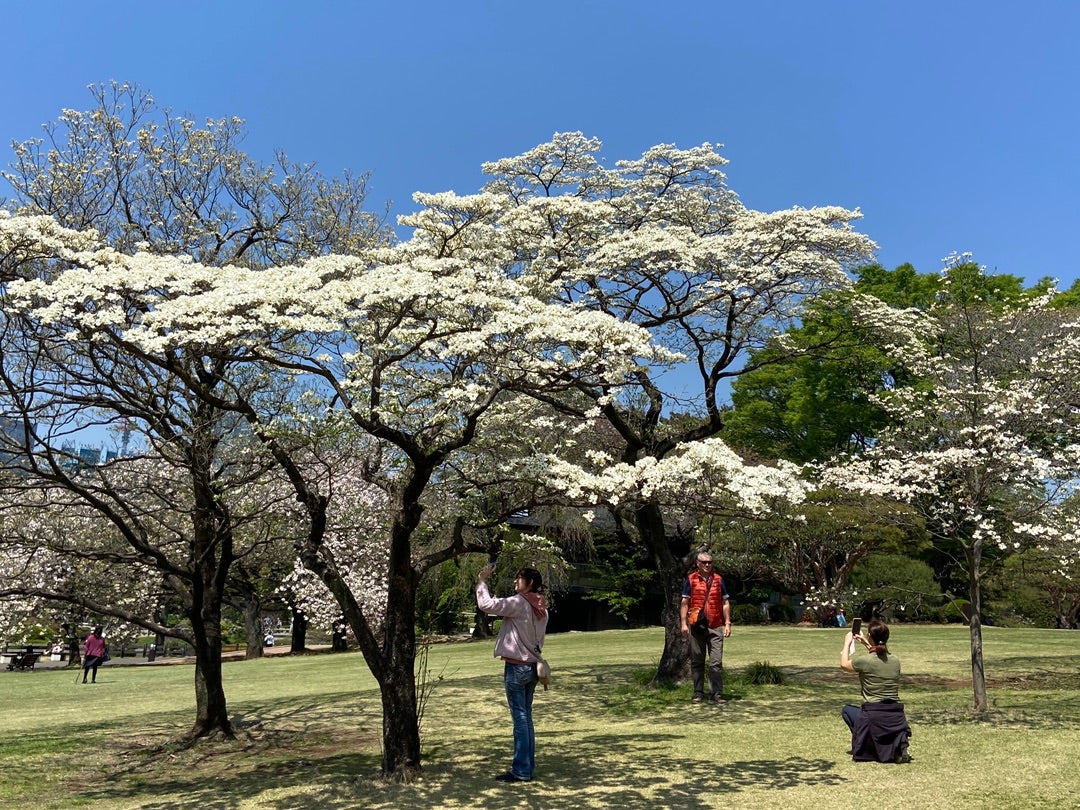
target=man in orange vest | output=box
[679,550,732,704]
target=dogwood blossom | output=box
[823,264,1080,710]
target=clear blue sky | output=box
[3,1,1078,286]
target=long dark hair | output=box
[866,619,890,655]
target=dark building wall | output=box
[545,589,665,633]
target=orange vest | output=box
[686,572,727,628]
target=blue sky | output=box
[3,1,1079,286]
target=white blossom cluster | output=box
[0,487,160,643]
[539,437,808,515]
[278,458,391,631]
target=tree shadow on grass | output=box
[39,659,1080,809]
[56,673,852,810]
[548,750,847,807]
[909,704,1080,731]
[393,745,848,810]
[80,750,846,810]
[46,692,384,809]
[77,749,383,810]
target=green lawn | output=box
[1,625,1077,809]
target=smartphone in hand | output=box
[849,617,862,653]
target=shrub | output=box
[936,599,970,624]
[732,603,766,625]
[219,619,245,645]
[768,603,796,623]
[744,660,785,685]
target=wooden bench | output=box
[5,652,42,671]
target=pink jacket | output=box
[476,582,548,664]
[85,633,106,658]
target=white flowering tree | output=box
[0,202,656,775]
[3,81,389,264]
[0,453,256,656]
[0,86,388,739]
[0,213,342,739]
[465,133,877,680]
[824,259,1080,711]
[0,493,157,654]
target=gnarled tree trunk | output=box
[627,502,692,684]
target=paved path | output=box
[16,643,331,672]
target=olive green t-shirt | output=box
[851,647,901,702]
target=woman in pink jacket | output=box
[82,626,107,683]
[476,563,548,783]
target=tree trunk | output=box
[242,594,264,660]
[378,522,422,778]
[966,541,989,712]
[654,565,691,683]
[181,418,237,739]
[472,606,493,638]
[152,609,166,657]
[287,457,426,778]
[290,608,308,653]
[63,623,82,666]
[332,619,349,651]
[379,646,421,778]
[187,609,234,739]
[629,502,692,684]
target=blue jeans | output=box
[842,703,861,731]
[504,662,538,779]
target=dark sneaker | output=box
[895,752,913,764]
[692,694,705,704]
[710,695,728,705]
[495,772,530,782]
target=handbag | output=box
[536,656,551,689]
[529,605,551,690]
[693,609,710,633]
[692,575,714,633]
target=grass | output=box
[1,625,1078,809]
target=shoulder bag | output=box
[693,575,714,633]
[528,605,551,690]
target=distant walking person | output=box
[82,626,107,684]
[680,550,732,704]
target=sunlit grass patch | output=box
[2,626,1078,809]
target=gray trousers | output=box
[688,625,725,697]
